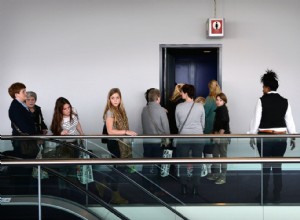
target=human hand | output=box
[213,138,220,144]
[125,130,137,136]
[290,139,296,150]
[61,130,69,135]
[250,138,256,149]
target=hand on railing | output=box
[213,138,220,144]
[249,138,256,149]
[125,130,137,136]
[290,138,296,150]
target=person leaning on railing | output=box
[248,69,297,203]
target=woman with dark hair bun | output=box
[249,69,296,202]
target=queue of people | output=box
[7,69,297,201]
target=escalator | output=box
[0,137,189,220]
[0,196,99,220]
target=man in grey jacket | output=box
[141,88,170,194]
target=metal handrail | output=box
[2,157,300,166]
[1,134,299,139]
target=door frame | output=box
[159,44,222,107]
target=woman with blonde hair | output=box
[101,88,137,204]
[168,83,184,134]
[204,80,221,177]
[103,88,137,159]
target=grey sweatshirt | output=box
[175,101,205,134]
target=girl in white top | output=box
[51,97,84,136]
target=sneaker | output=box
[207,173,219,181]
[215,177,226,185]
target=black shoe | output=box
[181,184,187,195]
[192,186,199,196]
[255,193,268,203]
[273,193,281,203]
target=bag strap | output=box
[147,106,162,134]
[12,122,29,136]
[179,102,195,134]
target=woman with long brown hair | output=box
[51,97,84,136]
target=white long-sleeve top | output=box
[248,91,296,134]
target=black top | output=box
[167,98,184,134]
[213,105,230,134]
[259,93,288,129]
[32,105,48,134]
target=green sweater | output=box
[204,96,217,134]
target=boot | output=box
[95,182,105,197]
[111,191,128,204]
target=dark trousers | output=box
[176,143,204,185]
[142,143,163,191]
[107,140,120,158]
[257,136,287,196]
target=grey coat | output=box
[141,102,170,135]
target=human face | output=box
[110,93,121,107]
[216,96,225,107]
[62,103,71,117]
[15,88,27,102]
[212,81,218,89]
[26,96,36,109]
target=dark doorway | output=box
[159,44,221,107]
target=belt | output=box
[259,130,286,134]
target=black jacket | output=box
[32,105,48,134]
[213,105,230,134]
[9,99,36,135]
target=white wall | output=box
[1,0,300,135]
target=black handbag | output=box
[102,124,108,143]
[12,122,39,158]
